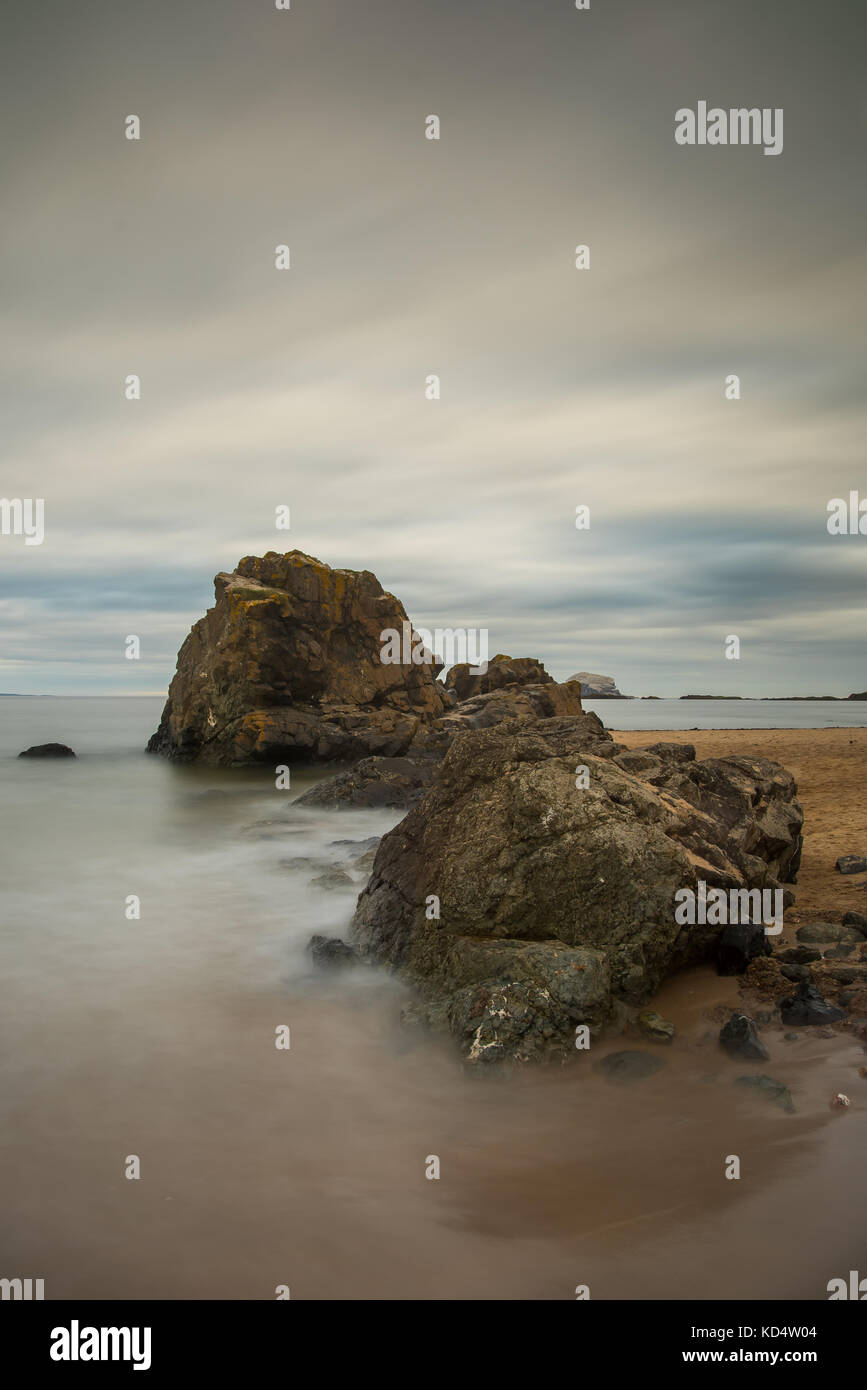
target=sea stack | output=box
[146,551,448,765]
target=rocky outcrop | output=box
[18,743,76,758]
[566,672,626,698]
[444,654,552,702]
[293,755,438,809]
[147,552,449,765]
[351,715,803,1063]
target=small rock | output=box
[310,868,355,890]
[18,743,76,758]
[797,922,864,945]
[829,1093,850,1110]
[593,1050,666,1082]
[824,943,855,959]
[777,945,821,965]
[858,1066,867,1079]
[735,1074,795,1113]
[307,935,359,969]
[720,1013,770,1061]
[779,981,846,1026]
[842,911,867,936]
[783,1032,802,1042]
[636,1009,675,1043]
[836,855,867,875]
[780,963,810,983]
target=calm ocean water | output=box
[581,697,867,730]
[1,695,864,1299]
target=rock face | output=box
[147,552,448,764]
[351,715,803,1062]
[566,671,625,698]
[444,654,552,702]
[18,743,76,758]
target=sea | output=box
[1,695,864,1299]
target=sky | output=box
[1,0,865,697]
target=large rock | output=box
[566,672,626,698]
[351,715,803,1062]
[146,552,448,764]
[444,654,553,702]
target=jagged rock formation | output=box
[351,717,803,1064]
[567,671,626,698]
[147,552,448,764]
[444,654,552,702]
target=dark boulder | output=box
[797,922,864,944]
[716,922,771,976]
[777,945,822,964]
[18,743,76,758]
[836,855,867,875]
[720,1013,770,1061]
[779,981,846,1026]
[294,755,437,809]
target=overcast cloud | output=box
[1,0,865,695]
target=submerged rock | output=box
[307,935,359,969]
[735,1074,795,1113]
[637,1010,675,1043]
[310,868,354,891]
[719,1012,770,1061]
[294,755,437,809]
[593,1050,666,1082]
[18,743,76,758]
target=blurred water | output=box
[581,697,867,730]
[0,697,865,1300]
